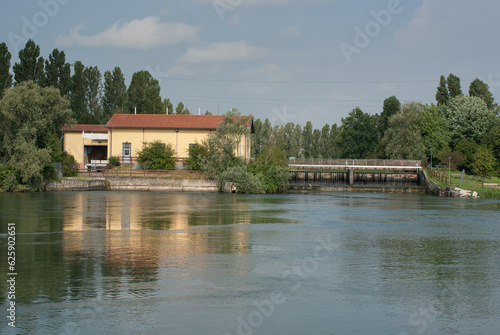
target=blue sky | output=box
[2,0,500,127]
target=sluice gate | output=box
[290,171,421,187]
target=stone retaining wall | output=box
[105,176,219,192]
[45,178,107,191]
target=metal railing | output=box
[288,159,422,168]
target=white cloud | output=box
[177,41,267,64]
[56,16,197,49]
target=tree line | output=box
[0,40,200,125]
[252,74,499,176]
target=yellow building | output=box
[62,114,253,168]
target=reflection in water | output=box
[0,191,499,335]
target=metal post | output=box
[448,156,451,186]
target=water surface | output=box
[1,191,499,334]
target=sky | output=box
[1,0,500,128]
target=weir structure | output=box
[288,159,423,190]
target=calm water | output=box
[0,191,499,335]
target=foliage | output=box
[469,78,495,110]
[108,155,121,167]
[248,162,289,194]
[70,61,87,122]
[200,109,251,184]
[61,151,79,177]
[220,165,264,194]
[435,75,449,106]
[454,138,479,171]
[437,151,466,171]
[255,145,287,167]
[184,140,209,170]
[379,96,401,135]
[12,40,45,85]
[0,42,13,99]
[0,164,19,192]
[472,147,497,176]
[338,107,378,159]
[137,140,176,170]
[384,102,426,160]
[418,103,450,161]
[43,48,71,97]
[442,96,496,148]
[128,70,162,114]
[103,67,127,120]
[0,82,74,191]
[447,73,462,98]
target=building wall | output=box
[63,132,108,169]
[109,128,222,160]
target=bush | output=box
[108,155,120,167]
[138,140,176,170]
[61,152,79,177]
[220,166,264,194]
[248,162,290,194]
[0,165,20,192]
[184,141,208,170]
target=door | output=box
[122,142,131,163]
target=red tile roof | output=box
[61,124,108,132]
[105,114,250,130]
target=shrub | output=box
[248,162,290,194]
[138,141,176,170]
[108,155,120,167]
[0,165,20,192]
[220,166,264,194]
[184,141,208,170]
[61,152,79,177]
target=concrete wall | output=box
[106,176,219,192]
[420,170,441,196]
[45,178,107,191]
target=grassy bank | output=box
[425,168,500,198]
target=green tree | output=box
[301,121,313,158]
[455,138,480,171]
[175,101,190,114]
[338,107,378,159]
[383,102,425,160]
[200,109,251,185]
[137,140,176,170]
[69,61,87,122]
[472,147,497,176]
[311,128,321,158]
[447,73,462,98]
[436,75,449,106]
[379,96,401,135]
[43,49,71,96]
[469,78,495,110]
[128,71,162,114]
[326,124,340,158]
[418,104,450,161]
[163,98,174,114]
[0,82,73,191]
[83,66,103,123]
[103,67,127,120]
[251,118,264,157]
[12,40,45,85]
[442,96,496,147]
[0,42,13,98]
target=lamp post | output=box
[448,156,451,186]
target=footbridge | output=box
[288,159,424,189]
[288,159,422,171]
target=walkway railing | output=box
[288,159,422,170]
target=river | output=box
[1,191,499,335]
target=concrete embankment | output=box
[46,177,219,192]
[45,178,108,191]
[106,176,218,192]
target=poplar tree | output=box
[435,75,449,106]
[469,78,495,110]
[44,49,71,96]
[12,40,45,85]
[447,73,462,98]
[0,42,13,98]
[103,67,127,120]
